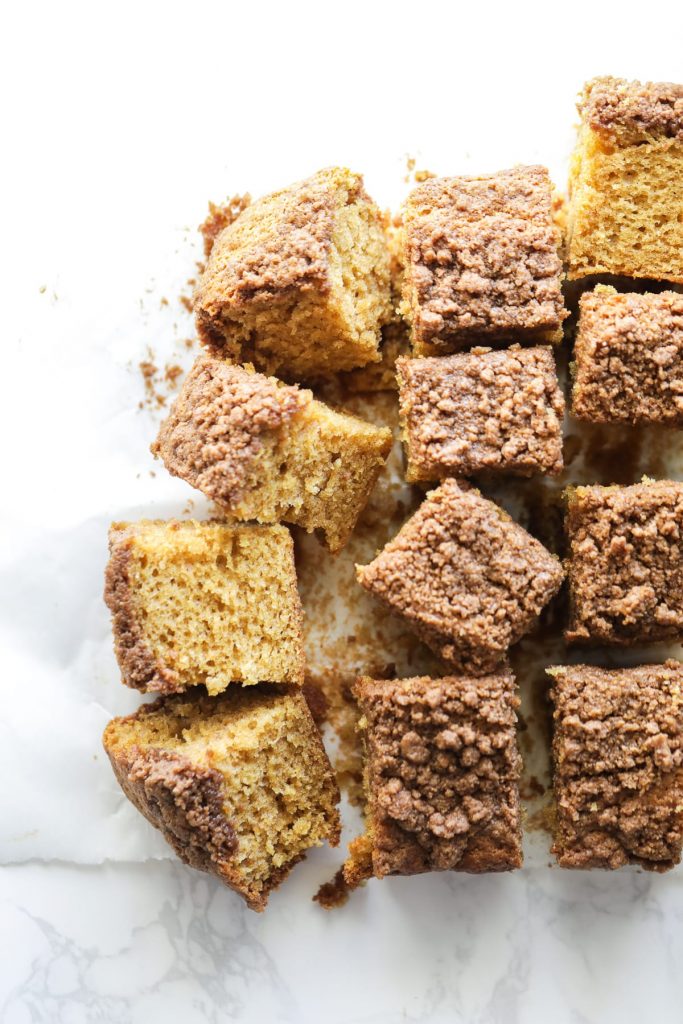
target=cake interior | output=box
[106,689,340,904]
[227,399,392,552]
[568,125,683,281]
[124,522,302,691]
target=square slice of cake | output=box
[397,345,564,481]
[400,166,566,356]
[194,167,392,379]
[356,478,564,674]
[565,480,683,645]
[567,77,683,282]
[549,662,683,871]
[103,686,341,910]
[343,673,522,885]
[572,285,683,424]
[152,359,393,553]
[104,520,304,694]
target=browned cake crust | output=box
[565,481,683,645]
[356,478,564,674]
[402,166,566,355]
[549,662,683,871]
[152,358,307,506]
[581,76,683,143]
[572,288,683,425]
[197,171,350,313]
[352,674,522,877]
[104,525,177,693]
[397,345,564,480]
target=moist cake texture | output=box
[356,478,564,674]
[397,345,564,481]
[400,166,566,355]
[572,285,683,424]
[343,673,522,884]
[565,480,683,645]
[194,167,392,379]
[104,519,304,694]
[103,686,341,910]
[152,359,392,552]
[567,77,683,282]
[549,662,683,871]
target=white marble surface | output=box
[5,2,683,1020]
[3,854,683,1023]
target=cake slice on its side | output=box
[104,520,304,694]
[194,167,393,379]
[356,478,564,675]
[152,359,393,552]
[397,345,564,481]
[342,673,522,888]
[400,166,566,356]
[572,286,683,424]
[548,662,683,871]
[567,77,683,282]
[103,686,341,910]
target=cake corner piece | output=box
[193,166,393,379]
[567,76,683,282]
[103,686,341,910]
[104,519,305,694]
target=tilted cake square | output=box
[343,673,522,885]
[397,345,564,481]
[572,286,683,425]
[565,480,683,646]
[194,167,393,379]
[152,359,393,553]
[104,519,304,693]
[400,166,566,356]
[567,77,683,282]
[549,662,683,871]
[356,478,564,674]
[103,686,340,910]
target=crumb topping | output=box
[566,480,683,644]
[581,76,683,142]
[402,166,566,351]
[550,661,683,870]
[398,345,564,479]
[356,674,522,875]
[152,358,308,505]
[200,195,252,259]
[573,287,683,424]
[357,478,564,674]
[196,167,364,309]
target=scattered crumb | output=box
[414,169,436,182]
[403,155,416,183]
[200,194,251,258]
[525,798,555,835]
[313,868,350,909]
[160,297,169,308]
[39,285,46,294]
[164,363,183,388]
[306,671,364,805]
[179,294,194,314]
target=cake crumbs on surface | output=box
[313,867,351,909]
[199,194,252,259]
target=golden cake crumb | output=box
[567,76,683,282]
[103,686,340,910]
[104,519,304,694]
